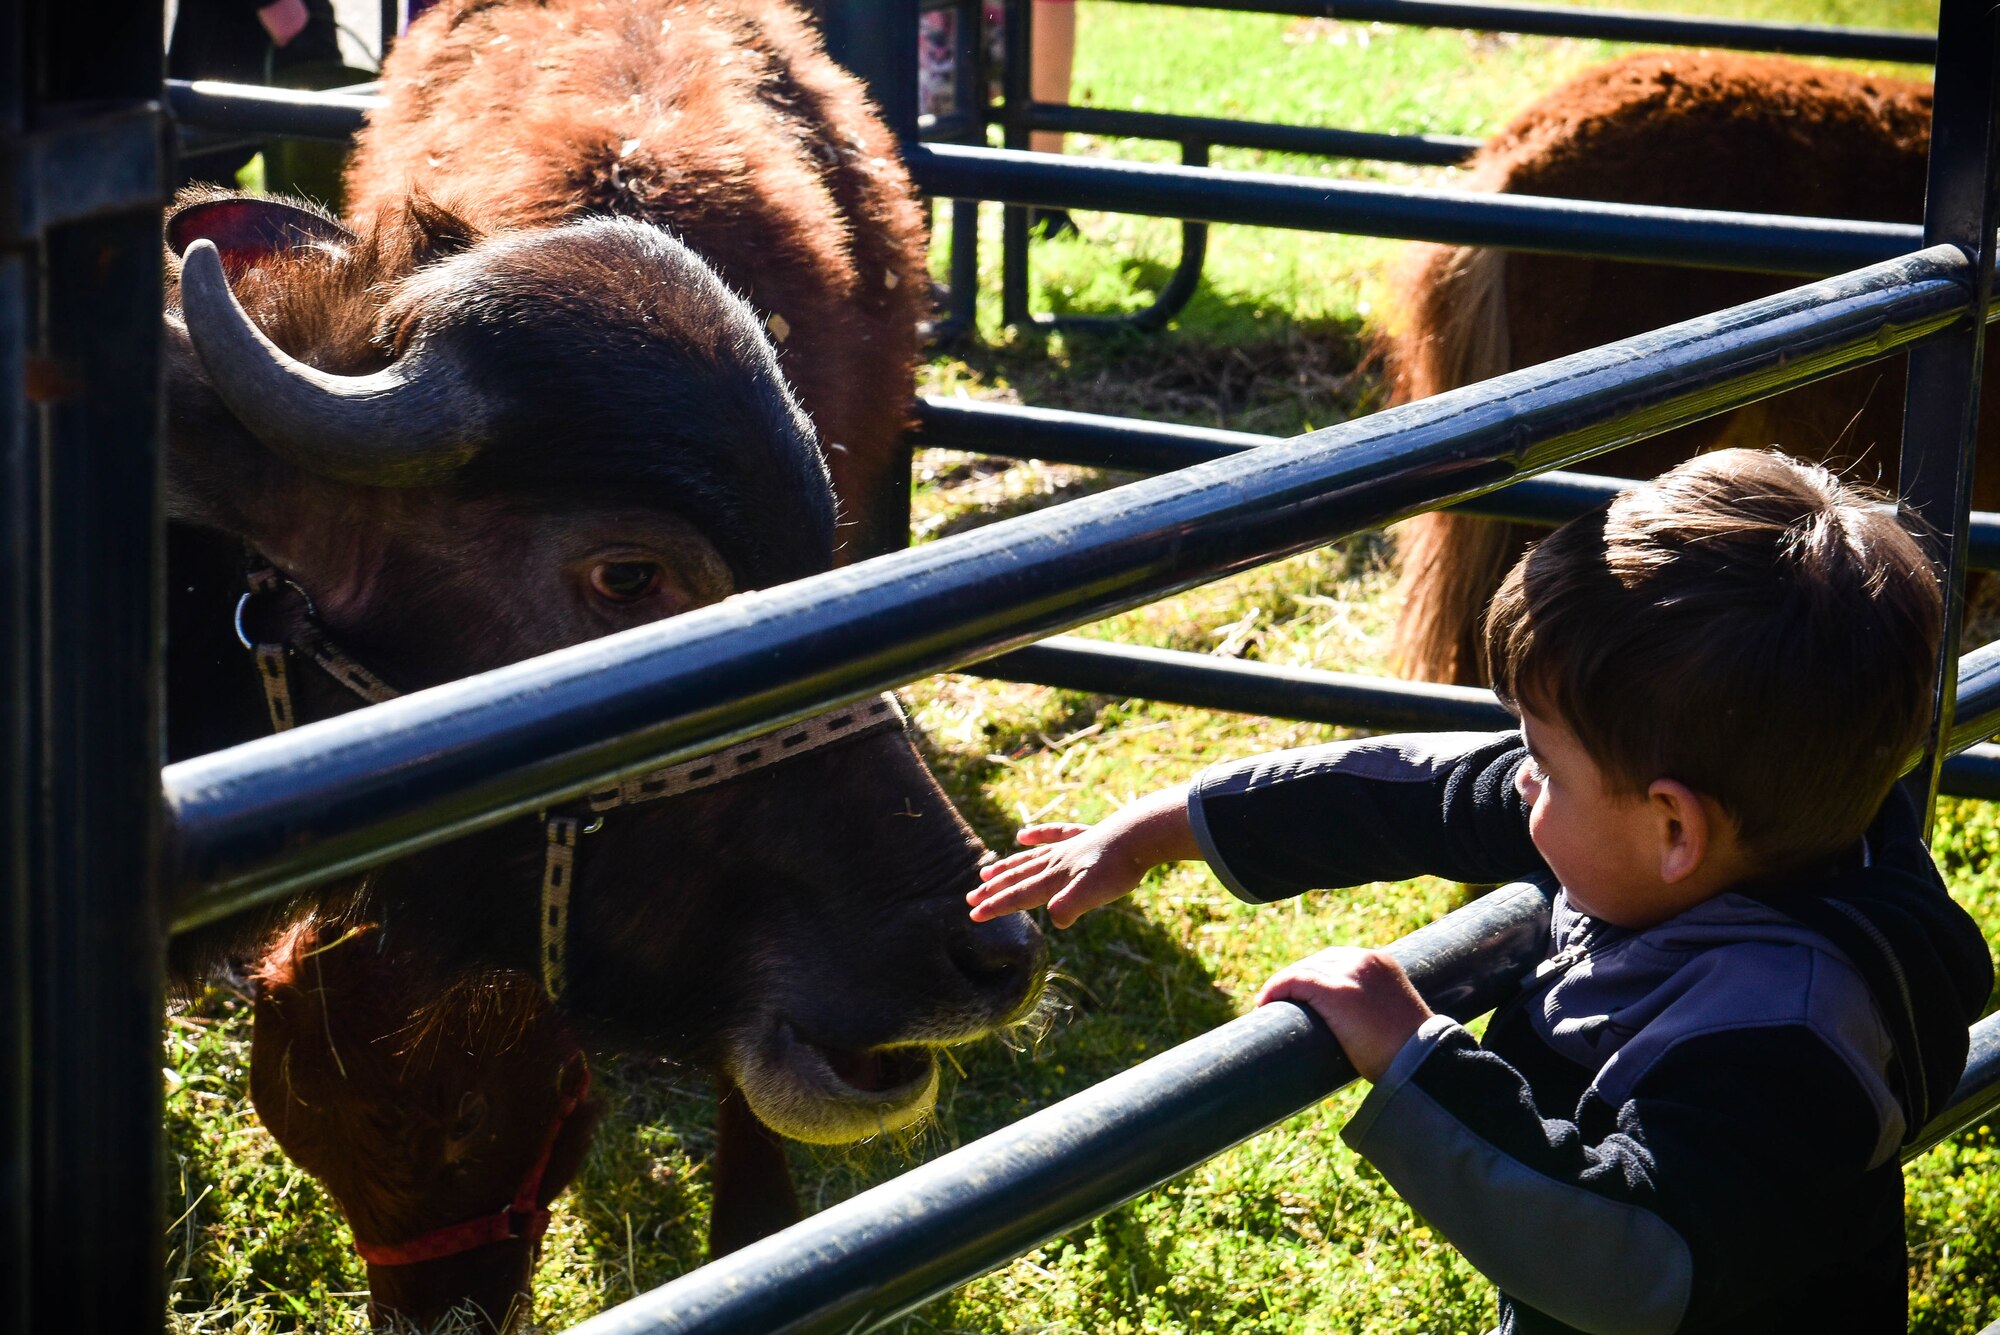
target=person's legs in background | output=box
[1025,0,1078,236]
[1028,0,1074,155]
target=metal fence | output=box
[7,0,1999,1331]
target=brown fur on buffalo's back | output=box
[347,0,929,557]
[1380,53,1982,684]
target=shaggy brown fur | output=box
[346,0,931,558]
[1383,52,1998,684]
[251,917,602,1332]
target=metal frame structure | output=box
[5,2,169,1331]
[961,0,1942,334]
[6,0,1999,1331]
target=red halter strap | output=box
[353,1059,592,1269]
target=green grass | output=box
[167,2,2000,1330]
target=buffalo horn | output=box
[177,238,483,487]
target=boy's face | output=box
[1515,708,1700,929]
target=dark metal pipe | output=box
[1948,638,2000,755]
[1026,102,1480,167]
[983,636,1511,732]
[163,249,1976,929]
[1908,1010,2000,1158]
[158,84,1923,278]
[911,144,1921,276]
[910,397,2000,568]
[1938,745,2000,802]
[980,637,2000,800]
[565,880,1558,1335]
[164,78,380,143]
[1031,140,1212,334]
[1123,0,1933,65]
[22,3,169,1325]
[1893,0,2000,825]
[578,872,2000,1335]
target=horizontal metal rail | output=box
[911,144,1921,274]
[1950,637,2000,756]
[989,635,1513,732]
[1023,103,1481,167]
[571,886,2000,1334]
[159,84,1924,276]
[164,79,380,143]
[1912,1011,2000,1157]
[912,398,2000,569]
[567,879,1560,1335]
[1119,0,1934,64]
[977,637,2000,799]
[163,248,1976,931]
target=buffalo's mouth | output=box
[725,1022,943,1145]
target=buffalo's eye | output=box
[589,560,664,602]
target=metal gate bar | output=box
[161,81,1923,276]
[1895,0,2000,821]
[164,246,1978,930]
[1024,102,1483,167]
[5,1,169,1330]
[973,638,2000,800]
[982,0,1931,331]
[912,143,1919,274]
[567,888,2000,1335]
[910,397,2000,569]
[1093,0,1934,64]
[568,880,1560,1335]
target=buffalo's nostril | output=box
[952,911,1045,992]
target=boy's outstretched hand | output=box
[967,784,1200,928]
[1257,948,1433,1082]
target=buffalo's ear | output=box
[403,195,484,263]
[166,194,356,271]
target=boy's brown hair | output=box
[1484,447,1943,871]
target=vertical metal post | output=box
[821,0,924,551]
[1899,0,2000,827]
[999,0,1033,326]
[941,0,983,340]
[16,1,169,1330]
[0,3,33,1327]
[820,0,920,146]
[947,195,981,338]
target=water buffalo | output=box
[1382,52,2000,684]
[164,0,1045,1326]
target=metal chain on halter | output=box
[231,555,910,1001]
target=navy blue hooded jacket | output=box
[1189,731,1993,1335]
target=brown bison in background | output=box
[1385,52,2000,684]
[165,0,1044,1328]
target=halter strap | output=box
[353,1060,592,1269]
[232,556,911,1001]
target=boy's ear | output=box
[1646,779,1711,885]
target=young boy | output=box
[968,449,1994,1333]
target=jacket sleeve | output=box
[1343,1015,1894,1334]
[1187,731,1546,902]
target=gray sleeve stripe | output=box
[1345,1077,1693,1335]
[1185,776,1270,904]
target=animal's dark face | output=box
[559,728,1045,1144]
[167,194,1046,1143]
